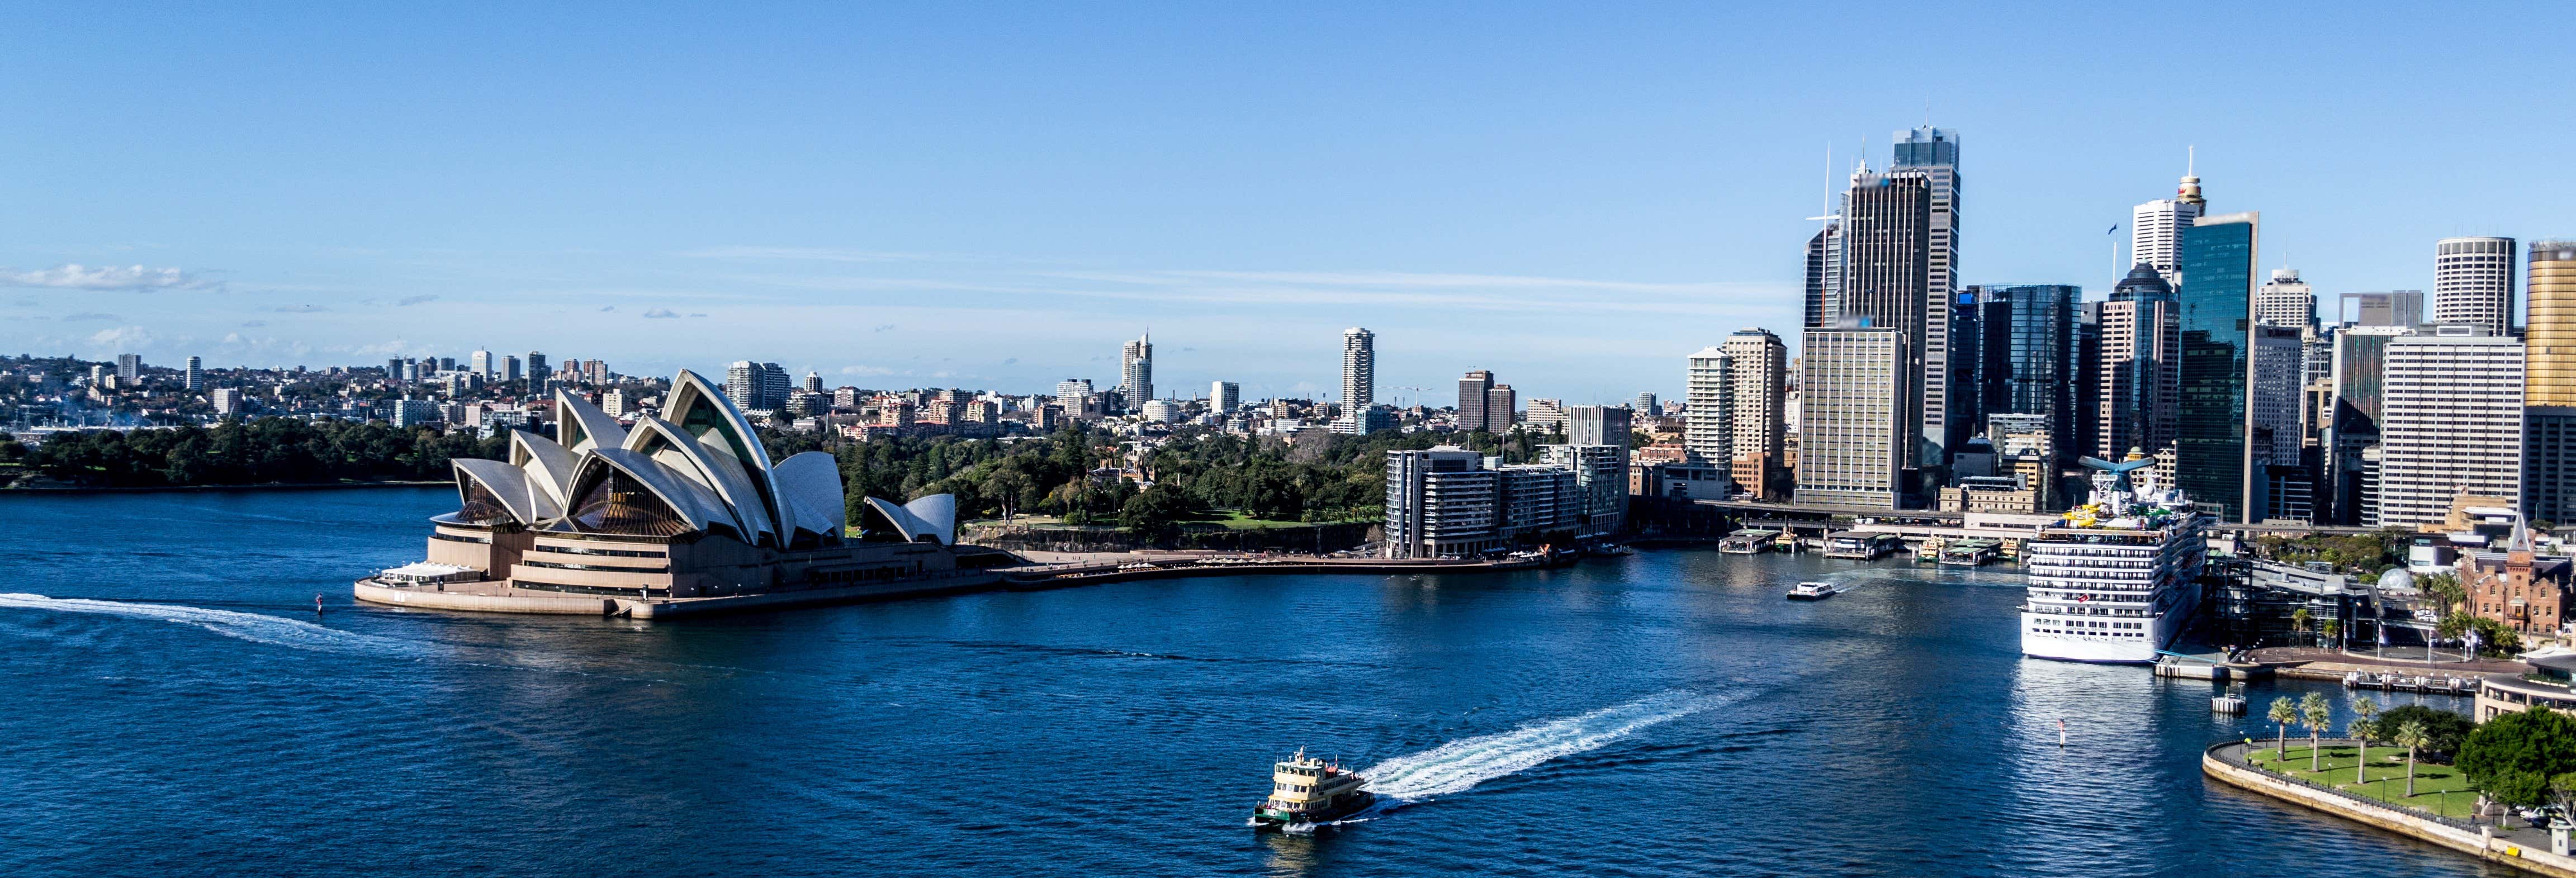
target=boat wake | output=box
[0,593,422,656]
[1360,690,1730,800]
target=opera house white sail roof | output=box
[439,369,955,549]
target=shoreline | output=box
[2203,740,2576,877]
[3,480,452,495]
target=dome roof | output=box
[2377,567,2415,591]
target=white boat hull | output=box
[2020,583,2197,664]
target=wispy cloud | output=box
[395,295,438,306]
[88,325,153,346]
[642,307,681,319]
[676,246,978,264]
[839,364,896,376]
[2,263,219,291]
[596,305,615,312]
[60,312,118,321]
[870,323,898,333]
[274,304,329,313]
[240,320,267,328]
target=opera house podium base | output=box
[354,569,1002,618]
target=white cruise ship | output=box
[2020,450,2206,663]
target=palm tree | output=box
[2303,692,2333,772]
[2393,719,2430,798]
[2292,607,2313,646]
[2350,697,2382,785]
[2269,696,2299,762]
[2347,717,2379,785]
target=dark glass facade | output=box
[1952,284,2078,463]
[2177,215,2257,522]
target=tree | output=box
[2394,719,2431,798]
[2303,692,2333,772]
[2418,573,2465,617]
[2456,707,2576,808]
[2553,772,2576,819]
[2291,608,2313,646]
[2351,696,2383,785]
[2269,696,2300,762]
[2322,618,2342,648]
[2350,716,2381,785]
[2378,705,2475,759]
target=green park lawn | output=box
[2245,743,2481,819]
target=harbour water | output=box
[0,489,2513,876]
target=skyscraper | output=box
[2339,291,2426,328]
[2176,212,2261,523]
[2253,269,2314,328]
[2379,332,2525,528]
[1341,328,1375,412]
[1211,381,1240,412]
[1838,167,1935,476]
[1890,127,1964,469]
[2325,325,2413,525]
[2130,167,2206,280]
[183,355,203,392]
[1633,392,1658,414]
[1797,327,1909,507]
[2528,241,2576,525]
[1952,284,2078,460]
[1485,384,1516,432]
[502,355,523,384]
[524,352,548,391]
[2435,236,2517,338]
[1803,222,1842,328]
[1120,331,1153,410]
[115,353,141,382]
[1459,370,1495,433]
[804,371,823,394]
[471,349,494,378]
[2096,264,2181,460]
[2251,325,2307,471]
[1723,328,1789,499]
[1685,347,1734,466]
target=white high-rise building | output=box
[183,356,203,391]
[602,388,629,418]
[2377,331,2524,528]
[471,349,494,378]
[1120,332,1153,410]
[2254,268,2315,328]
[2130,165,2206,280]
[1684,346,1735,465]
[1341,328,1375,412]
[1210,381,1239,412]
[211,387,245,416]
[115,354,142,382]
[2434,236,2517,338]
[1796,328,1910,507]
[1722,328,1789,474]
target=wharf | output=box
[2241,647,2526,685]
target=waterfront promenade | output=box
[2205,739,2576,877]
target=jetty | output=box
[2340,670,2478,695]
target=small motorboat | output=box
[1786,581,1841,600]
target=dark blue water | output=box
[0,488,2516,876]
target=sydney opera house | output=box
[356,369,978,616]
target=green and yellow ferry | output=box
[1249,748,1374,829]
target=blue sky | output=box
[3,3,2566,405]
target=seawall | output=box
[2203,741,2576,877]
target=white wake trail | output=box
[1360,690,1727,799]
[0,592,421,656]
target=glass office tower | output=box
[1953,284,2079,464]
[2176,213,2260,523]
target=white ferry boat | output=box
[1786,581,1840,600]
[2020,449,2205,664]
[1250,748,1374,829]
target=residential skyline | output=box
[4,4,2568,404]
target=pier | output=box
[2340,670,2479,695]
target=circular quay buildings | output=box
[356,370,986,618]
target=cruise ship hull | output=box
[2019,581,2198,664]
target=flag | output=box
[2108,224,2119,234]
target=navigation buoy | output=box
[2058,718,2067,748]
[314,594,325,614]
